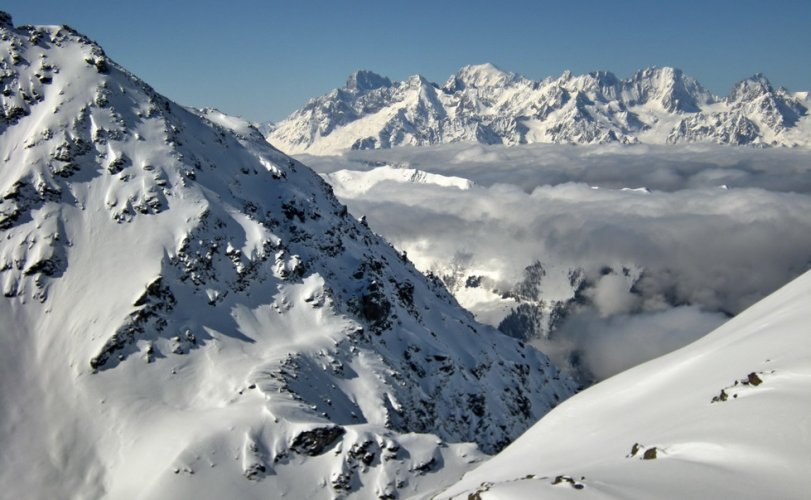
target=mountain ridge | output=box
[268,64,810,154]
[0,13,575,499]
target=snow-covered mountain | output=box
[323,165,474,197]
[268,64,810,154]
[0,13,576,499]
[438,268,811,499]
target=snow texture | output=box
[438,268,811,499]
[0,13,575,499]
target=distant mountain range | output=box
[266,64,810,154]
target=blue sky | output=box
[7,0,811,122]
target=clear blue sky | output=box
[7,0,811,122]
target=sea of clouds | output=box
[300,143,811,383]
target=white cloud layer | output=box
[532,306,729,381]
[301,143,811,382]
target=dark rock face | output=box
[347,70,393,92]
[552,475,585,489]
[0,11,12,29]
[498,303,545,341]
[360,280,392,330]
[291,426,346,456]
[90,276,177,370]
[712,370,771,403]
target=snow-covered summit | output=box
[0,13,574,499]
[323,165,474,197]
[268,64,810,154]
[730,73,775,102]
[444,63,517,91]
[728,74,806,130]
[624,66,713,113]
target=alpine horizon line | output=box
[268,63,810,154]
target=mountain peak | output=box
[345,69,392,91]
[461,62,506,75]
[626,66,712,112]
[446,63,515,91]
[1,20,576,497]
[748,72,771,84]
[587,69,620,86]
[405,73,434,87]
[731,73,774,97]
[269,65,809,154]
[0,11,12,29]
[644,65,679,75]
[630,66,688,84]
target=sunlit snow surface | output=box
[0,16,574,499]
[437,269,811,499]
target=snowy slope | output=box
[323,165,473,197]
[438,269,811,499]
[268,65,810,154]
[0,13,576,499]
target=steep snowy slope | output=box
[268,64,809,154]
[0,13,575,499]
[438,269,811,499]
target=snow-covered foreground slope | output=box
[0,13,576,499]
[438,269,811,499]
[268,64,810,155]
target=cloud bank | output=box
[302,143,811,383]
[533,306,729,381]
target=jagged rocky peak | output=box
[626,66,714,112]
[630,65,687,85]
[560,69,622,100]
[728,73,808,131]
[552,69,574,85]
[729,73,775,102]
[404,73,439,90]
[269,65,810,154]
[346,69,392,91]
[588,69,620,87]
